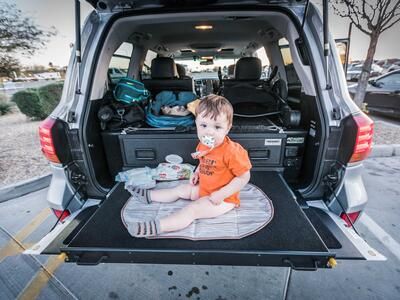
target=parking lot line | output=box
[18,253,68,300]
[360,213,400,261]
[13,208,52,241]
[0,207,51,260]
[0,234,33,262]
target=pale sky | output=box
[9,0,400,67]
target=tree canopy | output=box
[333,0,400,35]
[332,0,400,107]
[0,2,56,76]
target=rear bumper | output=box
[327,163,367,216]
[47,164,82,212]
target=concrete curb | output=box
[0,174,52,203]
[369,144,400,158]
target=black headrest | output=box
[176,64,186,77]
[151,57,178,79]
[235,57,262,80]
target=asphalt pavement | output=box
[0,156,400,300]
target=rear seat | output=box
[223,57,276,106]
[143,57,194,96]
[176,63,191,80]
[234,57,262,83]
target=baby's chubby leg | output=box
[151,183,199,203]
[128,183,198,204]
[159,197,235,233]
[128,184,199,237]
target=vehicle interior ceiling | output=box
[85,11,323,192]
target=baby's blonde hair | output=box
[195,94,233,126]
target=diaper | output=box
[116,167,156,189]
[116,163,195,189]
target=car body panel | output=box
[327,163,368,215]
[307,201,385,261]
[85,0,308,14]
[46,164,83,212]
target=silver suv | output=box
[27,0,384,270]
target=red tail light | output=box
[39,117,60,163]
[349,112,374,163]
[340,211,361,227]
[52,209,70,222]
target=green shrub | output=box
[0,93,8,102]
[0,100,12,115]
[37,82,64,116]
[11,89,46,119]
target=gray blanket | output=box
[121,181,274,240]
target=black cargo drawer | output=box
[230,133,286,166]
[119,132,286,168]
[120,134,198,167]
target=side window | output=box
[335,39,350,72]
[108,42,133,84]
[376,73,400,88]
[141,50,157,79]
[279,39,301,86]
[255,47,270,79]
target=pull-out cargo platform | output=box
[26,172,384,270]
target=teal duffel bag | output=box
[113,77,150,104]
[146,91,197,128]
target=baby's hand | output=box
[190,172,199,185]
[209,191,224,205]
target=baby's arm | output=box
[209,171,251,205]
[190,166,200,185]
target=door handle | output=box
[248,148,270,160]
[135,148,156,160]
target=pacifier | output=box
[191,135,215,159]
[201,135,215,148]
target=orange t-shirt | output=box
[196,136,252,206]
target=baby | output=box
[128,94,252,237]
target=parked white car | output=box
[347,63,383,81]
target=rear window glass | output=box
[256,47,270,79]
[108,42,133,84]
[279,38,300,86]
[175,57,236,79]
